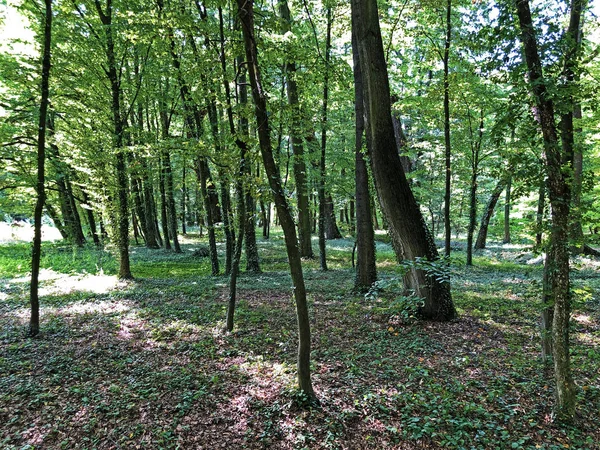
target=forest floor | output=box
[0,231,599,449]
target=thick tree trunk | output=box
[279,0,313,259]
[238,0,316,402]
[475,178,506,249]
[515,0,579,421]
[352,0,455,321]
[29,0,52,337]
[352,25,377,291]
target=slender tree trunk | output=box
[515,0,579,421]
[503,175,512,244]
[226,147,247,330]
[221,178,235,276]
[141,160,160,248]
[475,178,506,249]
[198,158,220,275]
[443,0,452,257]
[238,0,316,402]
[318,7,333,270]
[159,152,171,250]
[466,110,483,266]
[466,170,477,266]
[81,189,101,245]
[29,0,52,337]
[95,0,132,279]
[181,161,187,235]
[279,0,313,259]
[352,0,456,321]
[163,149,181,253]
[352,25,377,291]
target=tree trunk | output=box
[95,0,132,279]
[221,179,235,276]
[317,7,333,269]
[141,160,160,248]
[352,0,455,321]
[81,189,101,246]
[515,0,580,421]
[181,161,187,235]
[29,0,52,337]
[443,0,452,258]
[466,110,483,266]
[238,0,316,402]
[324,194,342,240]
[279,0,313,259]
[162,149,181,253]
[198,158,220,275]
[226,150,247,331]
[503,175,512,244]
[352,24,377,291]
[159,154,171,250]
[475,178,506,249]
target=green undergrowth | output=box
[0,232,598,449]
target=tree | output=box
[279,0,314,260]
[237,0,317,402]
[29,0,53,337]
[352,0,456,321]
[351,12,377,292]
[514,0,585,421]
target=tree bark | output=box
[352,0,455,321]
[95,0,132,279]
[352,23,377,291]
[238,0,316,402]
[515,0,579,421]
[466,110,484,266]
[29,0,52,337]
[443,0,452,258]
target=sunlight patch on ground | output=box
[59,299,131,315]
[0,222,63,243]
[6,270,120,296]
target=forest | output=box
[0,0,599,448]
